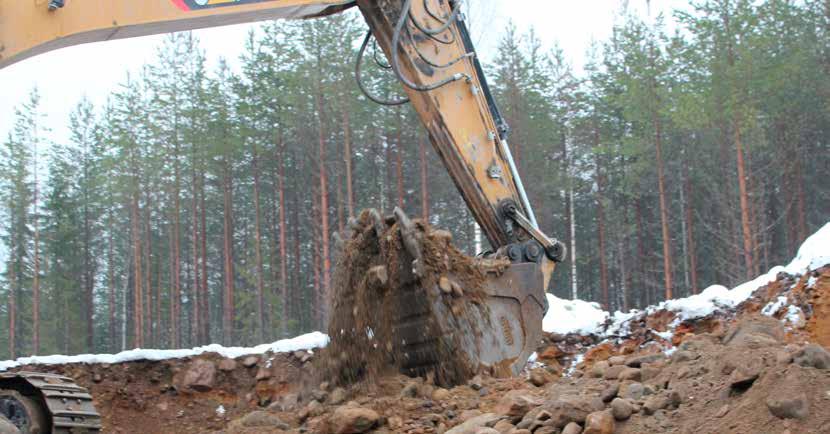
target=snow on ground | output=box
[0,331,329,372]
[543,222,830,337]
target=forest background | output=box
[1,0,828,358]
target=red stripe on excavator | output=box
[171,0,190,11]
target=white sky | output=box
[0,0,686,145]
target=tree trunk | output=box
[682,147,698,294]
[733,121,755,279]
[654,116,674,300]
[315,91,331,328]
[199,174,209,344]
[190,166,201,346]
[278,138,289,337]
[8,230,16,358]
[32,178,41,355]
[222,156,235,345]
[396,109,404,209]
[131,192,144,348]
[593,121,609,309]
[252,144,265,343]
[342,108,354,219]
[171,144,182,348]
[108,206,117,351]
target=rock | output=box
[640,362,664,382]
[542,397,595,428]
[591,361,610,378]
[603,365,627,380]
[241,356,259,368]
[367,265,389,290]
[329,387,348,405]
[618,367,641,381]
[729,364,761,392]
[332,406,380,434]
[626,353,664,368]
[0,416,20,434]
[600,383,619,403]
[217,359,237,371]
[610,398,633,421]
[766,393,809,419]
[583,410,615,434]
[643,395,670,415]
[670,350,697,364]
[474,429,500,434]
[562,422,582,434]
[510,430,532,434]
[401,381,419,398]
[493,420,515,434]
[469,376,484,391]
[267,393,300,412]
[432,388,451,401]
[494,391,542,418]
[534,428,558,434]
[793,344,830,370]
[255,367,272,381]
[236,411,289,429]
[608,356,626,366]
[180,359,217,392]
[299,400,324,421]
[715,404,729,418]
[445,413,502,434]
[529,368,553,387]
[620,382,644,401]
[723,317,784,347]
[439,275,453,294]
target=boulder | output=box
[494,390,542,419]
[793,344,830,370]
[643,395,670,415]
[590,361,610,378]
[241,356,259,368]
[432,388,451,401]
[603,365,626,380]
[620,382,644,401]
[583,410,615,434]
[331,406,380,434]
[445,413,502,434]
[625,353,664,368]
[542,397,595,428]
[179,359,216,392]
[562,422,583,434]
[618,367,641,381]
[217,358,237,372]
[766,393,809,419]
[529,368,554,387]
[600,383,619,403]
[610,398,633,421]
[329,387,347,405]
[608,356,627,366]
[492,419,514,434]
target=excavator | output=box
[0,0,566,432]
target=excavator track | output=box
[0,371,101,433]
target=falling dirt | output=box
[321,208,495,388]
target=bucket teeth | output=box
[367,208,386,238]
[393,207,425,278]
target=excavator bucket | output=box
[326,208,551,386]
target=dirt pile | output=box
[4,264,829,433]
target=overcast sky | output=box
[0,0,686,145]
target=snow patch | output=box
[543,293,608,335]
[0,331,329,372]
[762,296,788,316]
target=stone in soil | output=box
[766,393,809,419]
[331,405,379,434]
[793,344,830,369]
[583,410,615,434]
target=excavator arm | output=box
[0,0,565,395]
[1,0,564,256]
